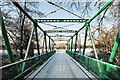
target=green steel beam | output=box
[46,30,77,33]
[0,9,15,63]
[34,21,40,56]
[108,27,120,63]
[86,0,113,24]
[42,39,44,53]
[49,37,51,51]
[44,33,47,53]
[82,24,89,55]
[71,37,73,52]
[35,19,88,23]
[52,41,54,50]
[75,33,78,52]
[67,41,69,49]
[50,35,72,37]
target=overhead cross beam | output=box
[50,35,72,37]
[54,38,70,41]
[35,19,88,23]
[45,30,77,33]
[54,40,68,41]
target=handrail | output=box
[108,27,120,63]
[0,51,55,70]
[1,50,56,79]
[66,50,120,79]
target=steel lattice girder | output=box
[45,30,77,33]
[50,35,72,37]
[35,19,88,22]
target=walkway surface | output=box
[27,52,96,79]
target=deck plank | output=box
[27,53,96,79]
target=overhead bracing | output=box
[50,35,72,37]
[35,19,88,23]
[45,30,77,33]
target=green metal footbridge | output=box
[0,0,120,80]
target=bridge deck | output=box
[27,52,96,79]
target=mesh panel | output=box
[66,50,120,79]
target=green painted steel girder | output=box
[75,33,78,52]
[35,19,88,23]
[109,27,120,63]
[0,9,15,63]
[82,24,89,55]
[45,30,77,33]
[50,35,72,37]
[86,0,113,24]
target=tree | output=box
[0,2,44,60]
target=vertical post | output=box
[68,41,69,50]
[83,23,89,55]
[78,33,81,54]
[42,39,44,53]
[51,41,53,51]
[67,41,69,50]
[44,32,47,53]
[0,10,15,63]
[34,21,40,56]
[20,15,25,59]
[53,42,54,50]
[70,40,71,50]
[49,37,51,52]
[52,41,53,51]
[75,33,78,52]
[71,37,73,51]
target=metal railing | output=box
[0,50,56,79]
[66,50,120,79]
